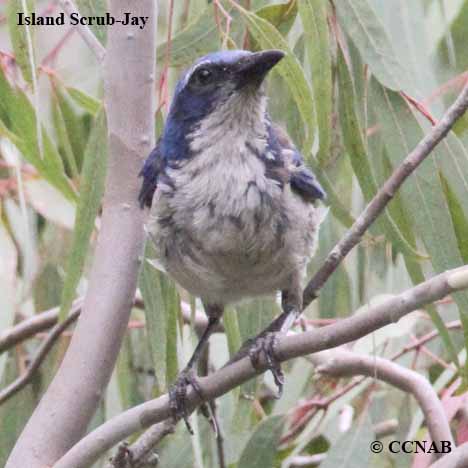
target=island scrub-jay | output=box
[139,49,325,430]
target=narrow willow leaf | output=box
[440,172,468,263]
[59,110,107,320]
[139,244,181,392]
[0,353,36,466]
[223,307,242,358]
[299,0,332,165]
[7,0,35,85]
[164,276,180,386]
[0,221,17,381]
[0,67,75,200]
[139,243,167,393]
[233,4,316,155]
[255,0,298,37]
[435,134,468,221]
[380,151,459,366]
[54,86,88,172]
[320,413,374,468]
[76,0,107,45]
[238,415,284,468]
[316,217,352,318]
[66,87,101,116]
[436,0,468,73]
[24,178,76,230]
[371,81,468,372]
[335,0,407,91]
[52,94,79,179]
[308,159,356,229]
[337,49,425,260]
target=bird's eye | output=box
[193,68,213,86]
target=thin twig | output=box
[391,320,461,361]
[0,299,83,354]
[0,309,80,405]
[303,83,468,305]
[41,27,75,66]
[58,0,106,62]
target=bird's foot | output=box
[169,367,204,434]
[248,332,284,398]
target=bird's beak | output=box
[235,49,285,87]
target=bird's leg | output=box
[228,277,302,398]
[169,305,221,434]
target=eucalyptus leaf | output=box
[238,415,284,468]
[7,0,35,85]
[66,87,101,116]
[58,110,107,320]
[299,0,332,165]
[335,0,408,91]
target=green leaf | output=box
[437,0,468,73]
[371,81,468,372]
[337,49,425,260]
[238,415,284,468]
[335,0,407,91]
[139,243,180,392]
[58,110,107,320]
[224,307,242,359]
[0,66,76,200]
[52,93,79,179]
[157,6,221,67]
[24,178,76,230]
[7,0,35,84]
[0,352,36,466]
[440,172,468,263]
[255,0,298,37]
[233,5,316,155]
[54,86,89,172]
[66,87,101,116]
[316,216,351,318]
[299,0,332,165]
[320,413,374,468]
[0,220,17,381]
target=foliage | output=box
[1,0,468,467]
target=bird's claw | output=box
[248,332,284,398]
[169,368,204,434]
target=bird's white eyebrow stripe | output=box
[181,60,213,89]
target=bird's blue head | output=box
[161,49,284,161]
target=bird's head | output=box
[168,49,284,124]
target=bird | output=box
[139,49,325,431]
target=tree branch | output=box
[429,443,468,468]
[303,83,468,304]
[6,2,157,467]
[309,348,453,454]
[54,266,468,468]
[0,299,82,354]
[0,308,79,405]
[58,0,106,62]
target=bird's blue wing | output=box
[269,124,326,203]
[289,149,326,202]
[138,141,163,208]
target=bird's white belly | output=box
[147,146,319,305]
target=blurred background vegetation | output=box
[1,0,468,467]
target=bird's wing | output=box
[138,140,163,209]
[270,124,326,203]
